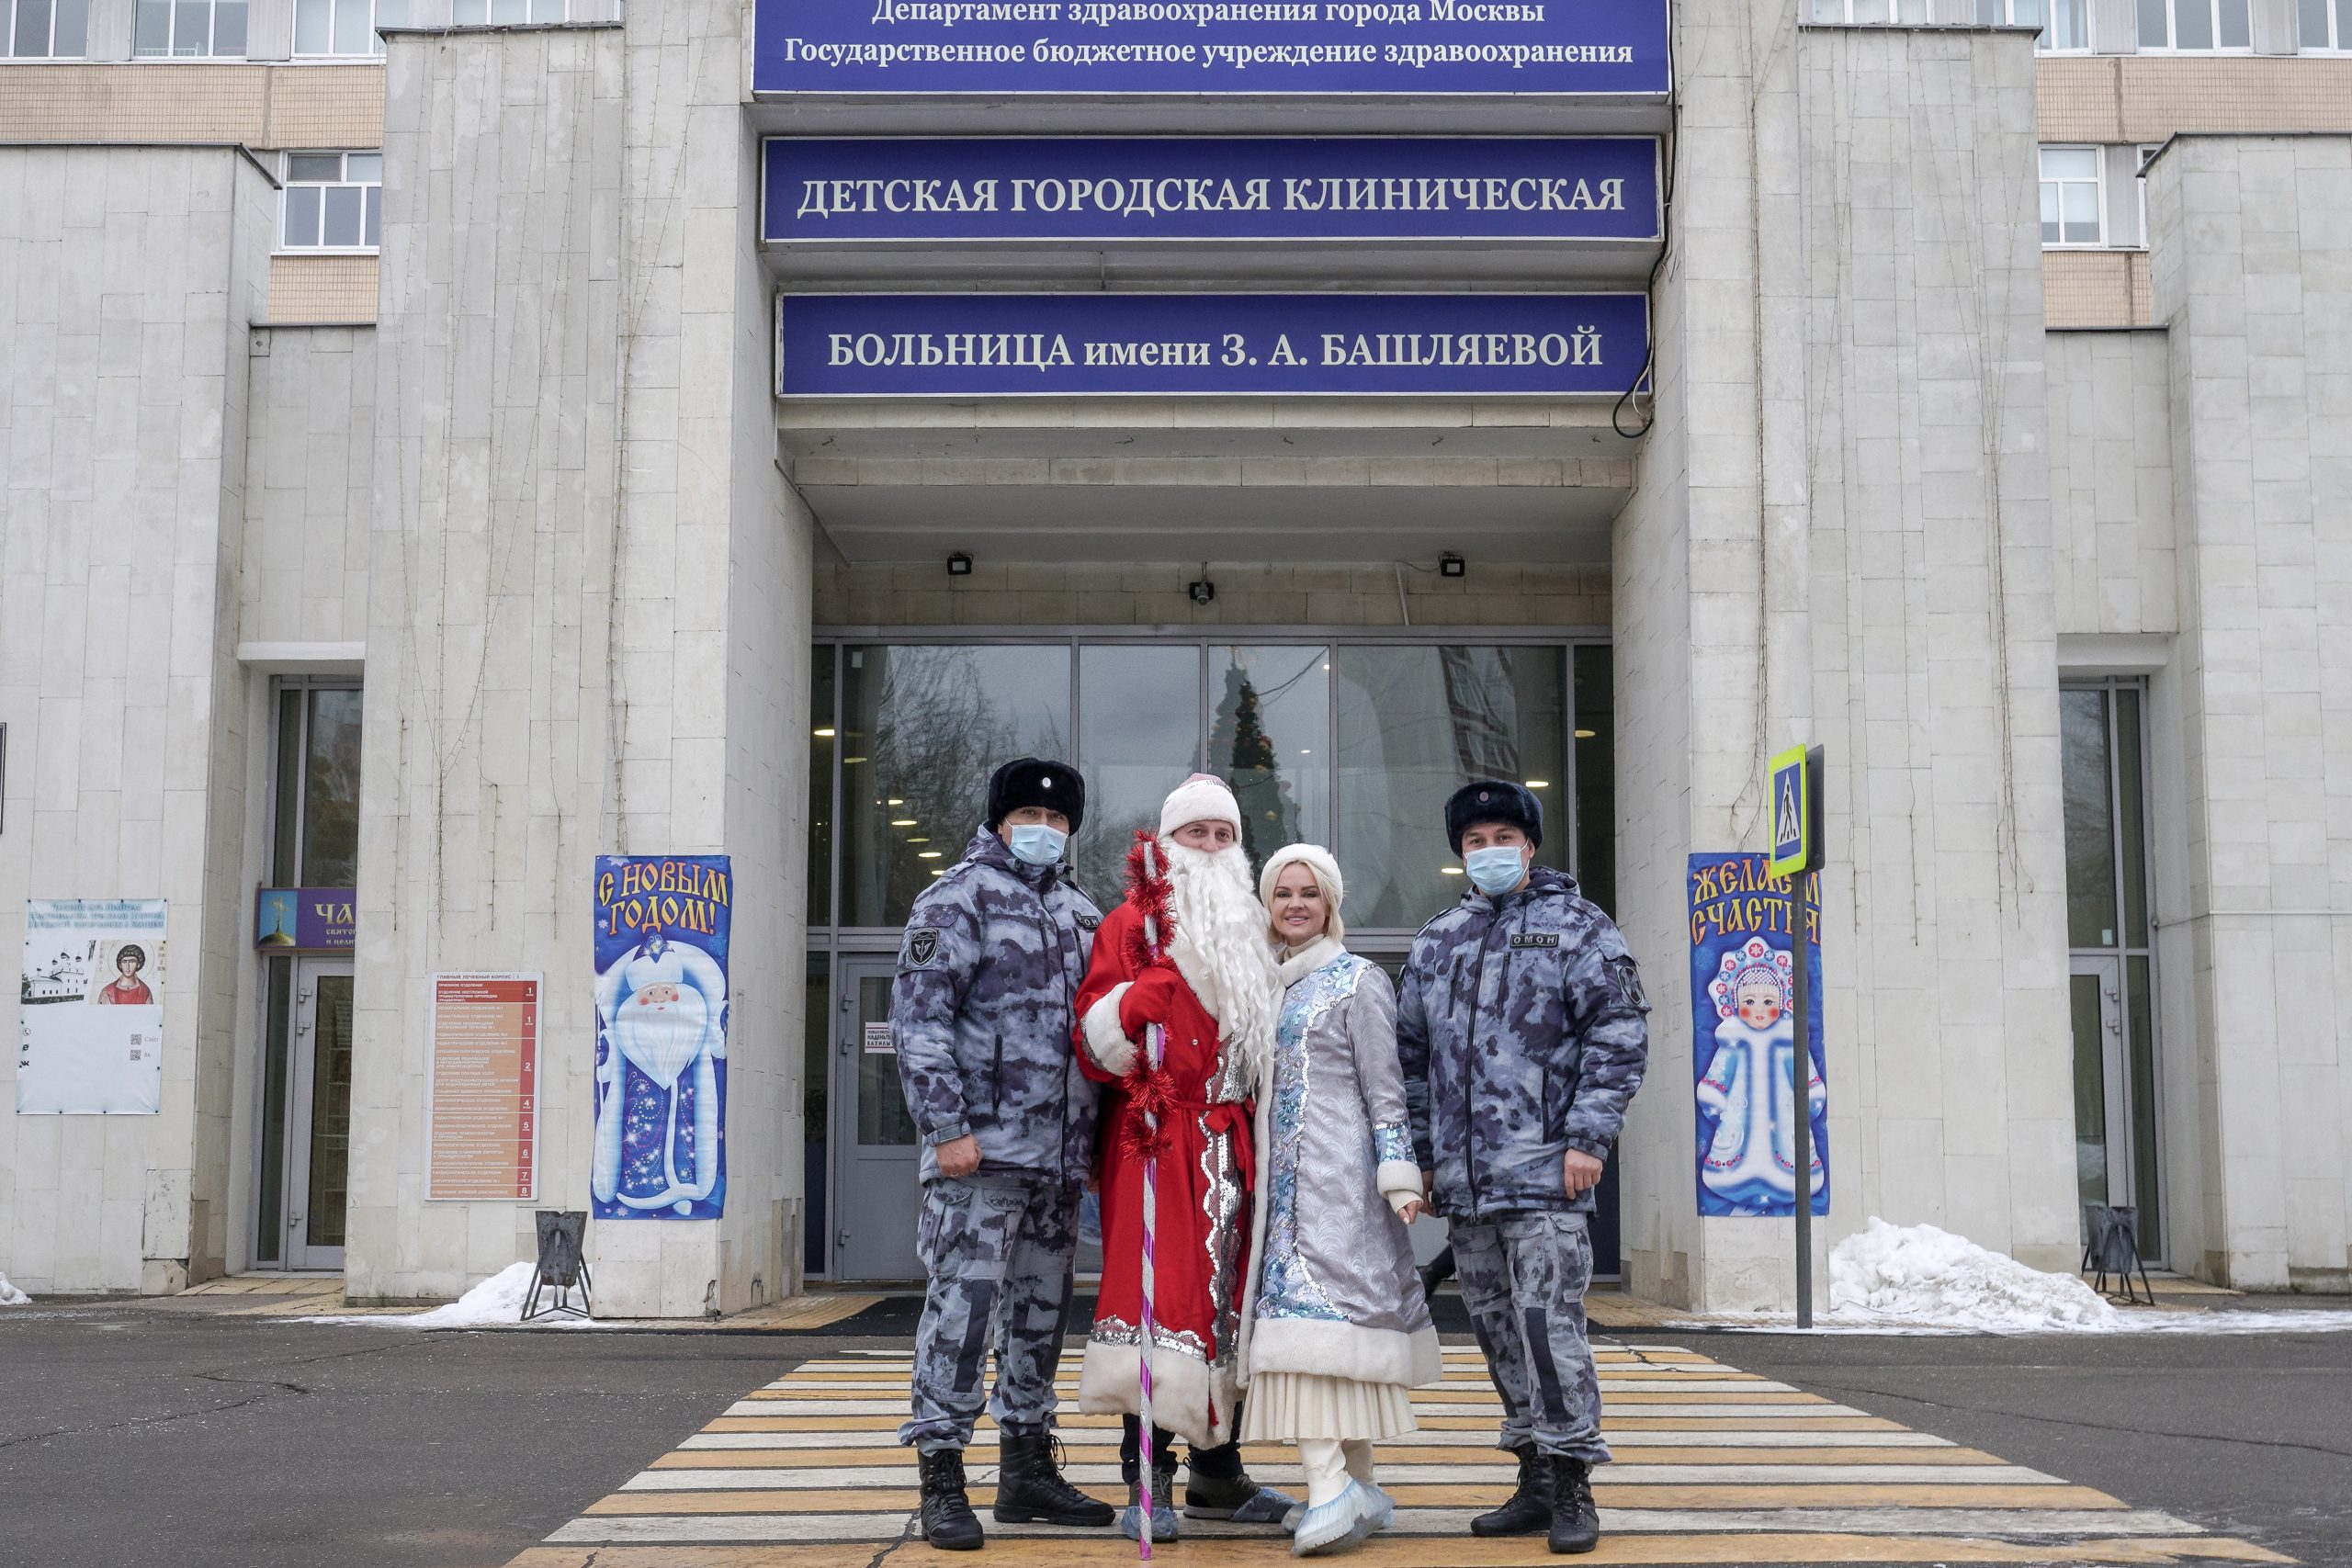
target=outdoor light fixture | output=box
[946,551,973,576]
[1440,553,1466,578]
[1189,579,1216,605]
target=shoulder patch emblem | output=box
[1607,954,1649,1011]
[906,928,941,968]
[1075,914,1101,931]
[1510,932,1561,950]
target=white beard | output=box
[1162,840,1280,1091]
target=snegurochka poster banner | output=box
[592,857,731,1221]
[1686,853,1827,1219]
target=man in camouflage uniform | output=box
[892,757,1117,1551]
[1397,780,1650,1556]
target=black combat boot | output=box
[1546,1455,1600,1554]
[918,1448,985,1551]
[1468,1445,1552,1537]
[993,1429,1114,1527]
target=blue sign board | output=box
[764,137,1660,246]
[752,0,1669,96]
[778,291,1648,397]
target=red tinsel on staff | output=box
[1118,831,1181,1168]
[1122,827,1177,1560]
[1121,831,1176,972]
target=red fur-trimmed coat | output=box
[1072,897,1256,1448]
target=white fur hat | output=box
[1159,772,1242,837]
[1259,842,1346,945]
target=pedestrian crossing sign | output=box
[1768,743,1810,877]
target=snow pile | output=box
[312,1260,595,1329]
[0,1272,31,1306]
[401,1261,542,1326]
[1828,1218,2121,1332]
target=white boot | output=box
[1340,1440,1394,1531]
[1300,1440,1351,1509]
[1292,1441,1374,1557]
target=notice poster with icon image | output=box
[17,899,167,1114]
[592,856,731,1221]
[1687,854,1826,1218]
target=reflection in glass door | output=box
[832,957,923,1281]
[2061,681,2162,1259]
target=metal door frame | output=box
[280,955,354,1272]
[830,953,924,1284]
[2069,953,2132,1222]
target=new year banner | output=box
[17,899,166,1115]
[1687,854,1826,1218]
[593,857,731,1220]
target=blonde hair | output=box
[1258,842,1346,946]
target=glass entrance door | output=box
[832,956,924,1281]
[2061,682,2163,1260]
[260,959,354,1271]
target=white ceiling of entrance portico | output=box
[778,395,1636,564]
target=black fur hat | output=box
[1444,779,1544,855]
[986,757,1086,833]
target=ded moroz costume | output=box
[1073,773,1295,1540]
[1239,843,1442,1557]
[890,758,1116,1551]
[1398,781,1651,1557]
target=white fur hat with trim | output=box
[1159,772,1243,837]
[1259,842,1346,946]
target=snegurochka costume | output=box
[1073,773,1295,1540]
[888,757,1116,1551]
[1238,843,1442,1557]
[1398,780,1651,1557]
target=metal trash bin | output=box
[524,1210,594,1322]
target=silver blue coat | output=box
[1396,866,1650,1222]
[1239,942,1442,1392]
[889,828,1102,1186]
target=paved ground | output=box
[1,1297,2346,1568]
[1720,1322,2352,1567]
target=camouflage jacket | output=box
[1396,866,1651,1221]
[891,827,1103,1185]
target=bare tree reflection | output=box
[843,647,1070,926]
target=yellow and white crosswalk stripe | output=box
[504,1344,2290,1565]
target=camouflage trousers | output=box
[901,1177,1082,1453]
[1452,1211,1611,1465]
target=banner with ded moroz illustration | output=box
[1686,854,1827,1218]
[593,857,731,1221]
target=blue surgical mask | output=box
[1006,823,1068,867]
[1463,845,1527,897]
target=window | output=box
[2301,0,2350,47]
[1968,0,2089,50]
[281,152,382,252]
[2138,0,2250,49]
[294,0,402,56]
[1806,0,1933,24]
[272,684,364,888]
[809,637,1589,933]
[451,0,567,21]
[2040,147,2103,247]
[3,0,88,55]
[133,0,244,54]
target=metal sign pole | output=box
[1792,746,1827,1327]
[1768,742,1826,1329]
[1790,855,1813,1330]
